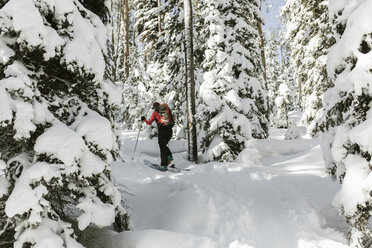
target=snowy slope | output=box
[83,112,350,248]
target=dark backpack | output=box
[158,103,175,127]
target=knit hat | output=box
[152,102,160,109]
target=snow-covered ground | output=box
[84,112,350,248]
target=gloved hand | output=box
[141,116,146,121]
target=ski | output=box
[144,160,189,173]
[169,164,190,171]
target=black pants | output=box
[158,127,172,166]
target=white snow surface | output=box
[85,113,350,248]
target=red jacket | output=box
[144,111,161,127]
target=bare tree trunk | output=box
[184,42,191,158]
[123,0,130,81]
[297,72,302,108]
[280,42,285,65]
[257,23,267,89]
[257,0,269,114]
[111,0,117,82]
[184,0,198,163]
[158,0,162,34]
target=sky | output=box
[262,0,285,32]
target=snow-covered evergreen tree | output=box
[107,0,152,130]
[120,2,152,128]
[156,0,206,140]
[279,37,298,109]
[198,0,268,162]
[122,50,152,130]
[106,0,122,83]
[264,30,298,128]
[151,0,188,137]
[0,0,129,246]
[285,122,301,140]
[274,81,291,128]
[265,31,281,122]
[281,0,334,135]
[130,0,202,139]
[133,0,160,54]
[320,0,372,246]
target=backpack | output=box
[157,103,175,127]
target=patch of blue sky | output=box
[262,0,285,32]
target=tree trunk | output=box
[123,0,130,81]
[184,42,191,159]
[297,73,302,109]
[257,28,267,88]
[111,0,117,82]
[158,0,162,34]
[257,0,269,114]
[184,0,198,163]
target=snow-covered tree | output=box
[285,122,301,140]
[264,30,298,128]
[198,0,268,162]
[265,31,281,119]
[0,0,129,246]
[274,81,291,128]
[106,0,123,83]
[156,0,205,140]
[130,0,201,139]
[133,0,160,55]
[150,0,188,136]
[281,0,334,135]
[122,51,152,130]
[320,0,372,246]
[279,37,298,109]
[120,2,152,128]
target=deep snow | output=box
[83,112,350,248]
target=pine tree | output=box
[118,0,154,129]
[106,0,123,83]
[265,31,281,121]
[0,0,129,246]
[320,0,372,246]
[280,0,334,135]
[237,0,269,138]
[152,0,187,136]
[274,80,291,128]
[131,0,167,118]
[131,0,197,139]
[198,0,268,162]
[133,0,160,57]
[156,0,205,140]
[122,54,152,130]
[279,35,298,111]
[280,0,302,108]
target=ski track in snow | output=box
[86,116,350,248]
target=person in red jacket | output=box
[141,102,173,168]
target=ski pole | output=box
[131,122,142,160]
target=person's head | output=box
[152,102,160,111]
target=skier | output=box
[141,102,174,168]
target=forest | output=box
[0,0,371,247]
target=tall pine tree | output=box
[0,0,129,246]
[281,0,334,135]
[265,31,281,123]
[131,0,199,139]
[198,0,268,162]
[320,0,372,246]
[120,0,153,129]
